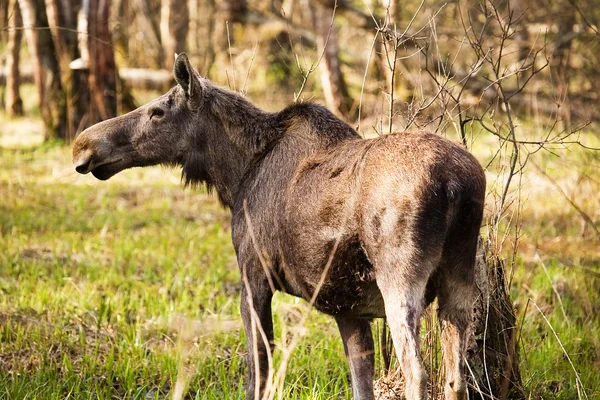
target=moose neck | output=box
[182,85,278,208]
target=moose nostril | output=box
[75,159,91,174]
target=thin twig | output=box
[241,42,259,96]
[226,22,236,91]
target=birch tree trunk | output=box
[5,0,23,117]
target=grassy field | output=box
[0,93,599,399]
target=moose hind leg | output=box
[335,316,375,400]
[438,275,476,400]
[377,269,430,400]
[241,282,274,400]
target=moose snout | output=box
[74,157,92,174]
[72,139,95,174]
[72,121,133,180]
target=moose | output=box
[73,53,485,400]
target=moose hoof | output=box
[444,380,467,400]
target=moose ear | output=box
[174,53,200,103]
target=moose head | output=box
[73,53,275,207]
[72,54,206,180]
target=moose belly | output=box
[310,279,385,318]
[283,235,386,318]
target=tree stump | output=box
[467,240,524,399]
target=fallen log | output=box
[0,66,173,91]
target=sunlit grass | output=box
[0,142,354,399]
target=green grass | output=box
[0,102,599,399]
[494,133,600,399]
[0,144,352,399]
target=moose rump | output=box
[72,52,485,400]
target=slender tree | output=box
[213,0,248,54]
[220,0,247,24]
[131,0,163,68]
[86,0,117,123]
[314,2,354,119]
[5,0,23,117]
[46,0,88,141]
[0,0,8,44]
[18,0,67,140]
[160,0,189,71]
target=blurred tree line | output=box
[0,0,598,142]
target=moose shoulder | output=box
[73,53,485,400]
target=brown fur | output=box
[73,53,485,400]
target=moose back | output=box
[73,53,485,400]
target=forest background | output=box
[0,0,599,399]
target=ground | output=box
[0,89,599,399]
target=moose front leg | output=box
[335,316,375,400]
[241,279,274,400]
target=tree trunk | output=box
[188,0,198,55]
[510,0,530,62]
[220,0,247,24]
[86,0,117,123]
[5,0,23,117]
[213,0,248,55]
[112,0,131,56]
[45,0,87,141]
[0,0,8,45]
[160,0,189,71]
[131,0,163,69]
[314,3,354,119]
[19,0,67,141]
[549,3,576,125]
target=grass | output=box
[0,142,350,399]
[488,134,600,399]
[0,90,599,399]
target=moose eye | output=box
[150,108,165,120]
